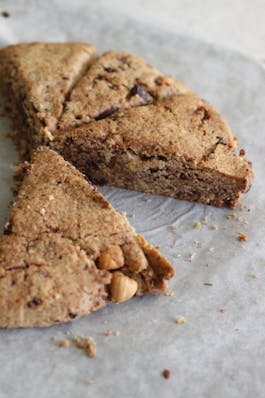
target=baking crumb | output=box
[84,377,93,385]
[238,233,248,242]
[240,204,249,211]
[169,224,178,231]
[40,207,46,215]
[162,369,171,379]
[176,315,186,324]
[210,224,219,230]
[203,282,213,286]
[201,219,208,225]
[248,273,258,279]
[104,329,120,336]
[1,11,10,18]
[59,339,70,348]
[164,290,175,297]
[194,222,201,230]
[218,308,226,313]
[187,252,196,262]
[73,336,96,357]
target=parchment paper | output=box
[0,1,264,397]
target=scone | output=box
[0,149,175,328]
[0,42,253,208]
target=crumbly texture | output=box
[54,94,253,208]
[0,42,97,157]
[58,50,191,129]
[0,149,174,328]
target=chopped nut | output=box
[73,336,96,357]
[110,272,138,303]
[98,246,124,270]
[162,369,171,379]
[238,233,248,242]
[59,339,70,348]
[194,222,202,230]
[175,315,186,324]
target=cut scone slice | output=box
[0,42,97,156]
[58,50,191,129]
[54,93,253,208]
[0,149,174,328]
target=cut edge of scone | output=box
[0,148,175,328]
[54,94,253,209]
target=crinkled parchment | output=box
[0,2,264,398]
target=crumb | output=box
[187,252,196,262]
[59,339,70,348]
[239,148,246,157]
[175,315,186,324]
[238,233,248,242]
[210,224,218,230]
[73,336,96,357]
[155,245,160,249]
[194,222,201,230]
[203,282,213,286]
[218,308,226,313]
[104,329,120,336]
[248,273,258,279]
[201,219,208,225]
[240,204,249,211]
[84,377,93,385]
[164,290,175,297]
[162,369,171,379]
[1,11,10,18]
[169,225,178,231]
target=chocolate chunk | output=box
[95,107,118,120]
[27,298,43,308]
[127,84,152,102]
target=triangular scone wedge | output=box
[54,94,253,208]
[0,149,174,328]
[0,42,97,156]
[58,50,191,129]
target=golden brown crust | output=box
[0,149,175,328]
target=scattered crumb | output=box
[169,224,178,231]
[187,252,196,262]
[238,233,248,242]
[218,308,226,313]
[240,204,249,211]
[175,315,186,324]
[73,336,96,358]
[194,222,202,230]
[226,213,237,220]
[1,11,10,18]
[164,290,175,297]
[201,219,208,225]
[162,369,171,379]
[104,330,120,336]
[59,339,70,348]
[155,245,161,249]
[84,377,93,385]
[143,198,152,203]
[40,207,46,215]
[210,224,219,231]
[203,282,213,287]
[239,148,246,157]
[248,273,258,279]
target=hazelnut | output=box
[98,246,124,270]
[110,272,138,303]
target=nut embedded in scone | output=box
[110,271,138,303]
[98,246,124,270]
